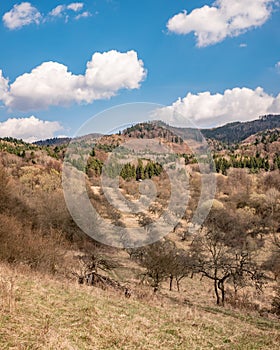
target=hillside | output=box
[201,114,280,143]
[30,114,280,148]
[34,137,71,147]
[1,262,280,350]
[116,115,280,145]
[0,118,280,349]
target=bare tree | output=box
[190,209,263,305]
[131,240,176,292]
[168,249,192,292]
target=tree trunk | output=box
[154,273,159,293]
[214,279,220,305]
[176,279,180,292]
[218,280,225,306]
[169,275,173,291]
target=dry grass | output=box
[0,263,279,350]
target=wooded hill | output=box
[201,114,280,143]
[30,114,280,146]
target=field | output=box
[1,263,280,350]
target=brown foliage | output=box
[0,214,66,273]
[272,283,280,316]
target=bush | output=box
[0,213,66,274]
[272,284,280,317]
[0,166,11,213]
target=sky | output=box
[0,0,280,141]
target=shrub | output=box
[272,284,280,316]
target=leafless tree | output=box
[190,208,264,305]
[131,240,176,292]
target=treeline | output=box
[0,137,67,162]
[86,158,163,180]
[34,137,71,147]
[214,154,271,175]
[0,138,37,158]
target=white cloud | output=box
[275,61,280,72]
[0,70,9,102]
[49,5,66,17]
[75,11,91,20]
[67,3,84,12]
[156,87,280,128]
[3,2,89,28]
[3,2,41,30]
[239,43,247,48]
[167,0,275,47]
[0,116,63,142]
[0,50,147,111]
[49,3,84,18]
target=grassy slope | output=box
[1,263,280,350]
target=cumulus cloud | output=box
[0,116,63,142]
[3,2,41,30]
[156,87,280,128]
[0,50,147,111]
[167,0,276,47]
[0,70,9,102]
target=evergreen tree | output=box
[136,160,145,180]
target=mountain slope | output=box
[32,114,280,146]
[201,114,280,143]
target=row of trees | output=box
[86,158,163,181]
[214,154,270,175]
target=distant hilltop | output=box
[201,114,280,143]
[30,114,280,146]
[33,137,71,147]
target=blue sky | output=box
[0,0,280,141]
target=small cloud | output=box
[0,116,63,142]
[3,2,42,30]
[275,61,280,72]
[49,5,66,18]
[3,2,90,29]
[48,2,89,22]
[75,11,91,20]
[239,43,247,48]
[67,2,84,12]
